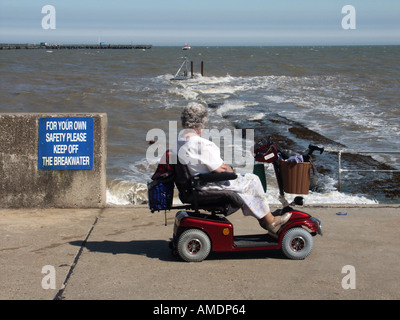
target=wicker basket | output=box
[280,161,311,195]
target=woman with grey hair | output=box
[180,102,209,132]
[177,102,291,234]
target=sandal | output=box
[267,212,292,234]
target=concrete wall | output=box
[0,113,107,208]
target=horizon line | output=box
[1,42,400,47]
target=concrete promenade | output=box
[0,204,399,300]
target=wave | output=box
[106,174,378,207]
[215,100,258,117]
[106,178,148,205]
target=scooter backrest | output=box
[173,160,194,203]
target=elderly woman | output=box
[177,102,291,234]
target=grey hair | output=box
[181,102,208,130]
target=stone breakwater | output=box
[0,43,152,50]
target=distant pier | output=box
[0,44,152,50]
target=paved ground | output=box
[0,204,399,300]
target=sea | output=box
[1,45,399,205]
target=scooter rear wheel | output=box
[177,229,211,262]
[281,227,313,260]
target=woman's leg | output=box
[258,212,276,230]
[258,211,291,232]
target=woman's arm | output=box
[213,162,234,173]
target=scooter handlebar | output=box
[307,144,324,155]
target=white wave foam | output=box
[106,179,148,205]
[168,87,199,100]
[192,74,235,85]
[216,100,258,117]
[300,191,378,204]
[248,112,265,120]
[169,74,249,100]
[261,166,378,205]
[106,188,131,205]
[106,175,378,206]
[264,95,288,104]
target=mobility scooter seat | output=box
[174,160,244,216]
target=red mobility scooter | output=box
[148,139,322,262]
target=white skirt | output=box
[200,173,270,219]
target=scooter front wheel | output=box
[281,227,313,260]
[177,229,211,262]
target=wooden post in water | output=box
[201,61,204,76]
[191,61,194,78]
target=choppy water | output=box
[1,45,399,205]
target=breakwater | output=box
[0,44,152,50]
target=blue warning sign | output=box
[38,117,94,170]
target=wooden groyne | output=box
[0,44,152,50]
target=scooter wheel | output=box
[281,227,313,260]
[177,229,211,262]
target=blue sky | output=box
[0,0,399,45]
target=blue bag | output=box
[147,179,174,212]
